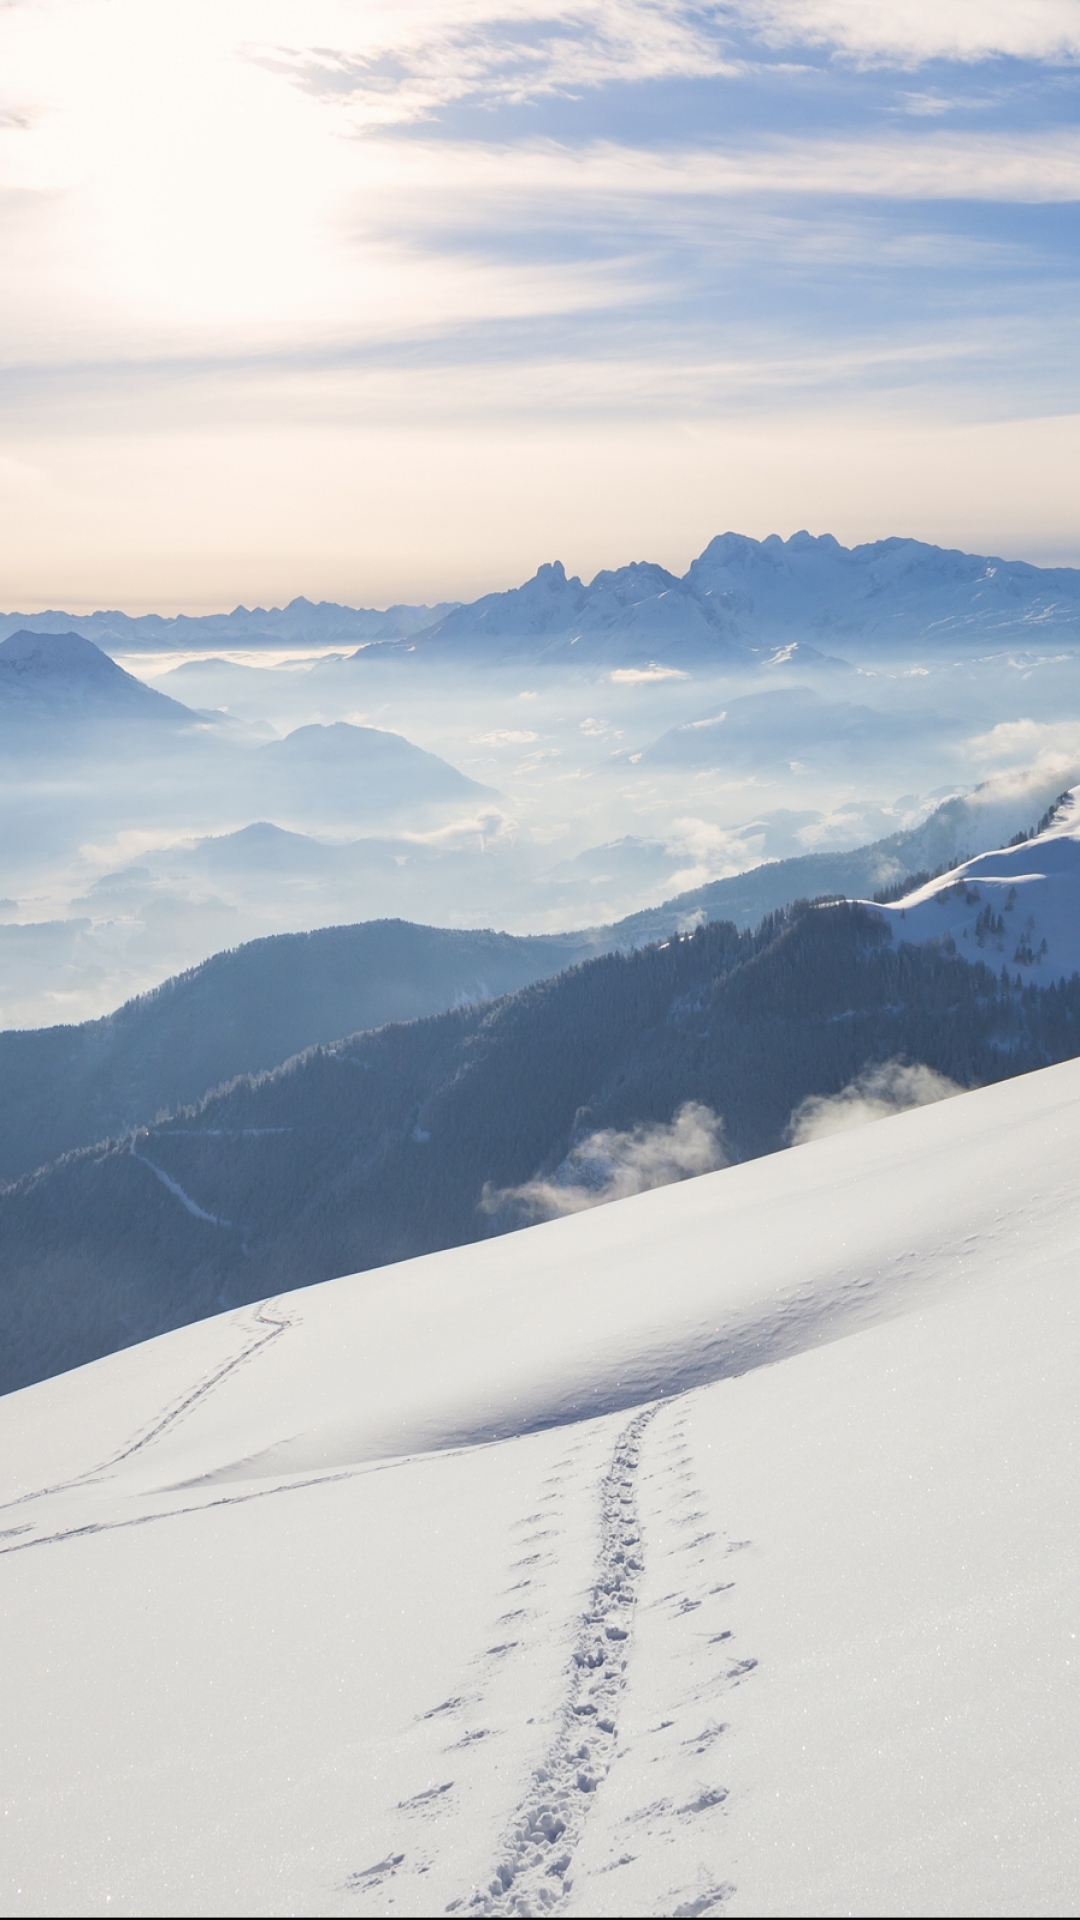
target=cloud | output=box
[967,719,1080,771]
[739,1,1080,66]
[260,3,1080,127]
[481,1100,726,1223]
[655,814,769,892]
[259,3,739,127]
[787,1059,962,1145]
[4,4,1080,604]
[610,664,688,683]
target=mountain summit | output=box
[0,629,195,729]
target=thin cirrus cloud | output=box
[0,0,1078,607]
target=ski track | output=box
[465,1406,657,1917]
[0,1299,294,1516]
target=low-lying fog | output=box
[3,633,1080,1027]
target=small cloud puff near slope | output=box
[482,1099,726,1222]
[788,1058,961,1145]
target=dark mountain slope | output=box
[0,920,596,1183]
[0,779,1056,1183]
[4,902,1080,1395]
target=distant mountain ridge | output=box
[5,533,1078,661]
[0,598,456,652]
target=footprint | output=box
[679,1786,728,1814]
[672,1886,736,1917]
[398,1782,453,1809]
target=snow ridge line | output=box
[96,1299,293,1472]
[471,1405,657,1917]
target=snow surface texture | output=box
[867,785,1080,980]
[3,1059,1080,1915]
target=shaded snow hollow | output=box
[3,1058,1080,1915]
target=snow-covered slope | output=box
[867,787,1080,981]
[3,1059,1080,1915]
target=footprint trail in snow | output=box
[470,1407,657,1916]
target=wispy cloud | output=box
[2,1,1078,602]
[788,1059,962,1145]
[610,664,688,683]
[481,1099,725,1222]
[255,3,740,127]
[258,2,1080,126]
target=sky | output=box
[1,0,1078,610]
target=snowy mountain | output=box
[684,529,1080,647]
[404,533,1080,665]
[865,787,1080,981]
[6,534,1077,668]
[420,559,739,666]
[0,597,456,652]
[3,1055,1080,1914]
[0,629,197,733]
[599,768,1077,943]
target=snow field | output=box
[2,1057,1080,1912]
[0,1417,617,1917]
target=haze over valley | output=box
[4,531,1080,1026]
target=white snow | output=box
[865,784,1080,981]
[3,1057,1080,1915]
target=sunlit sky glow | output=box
[2,0,1078,609]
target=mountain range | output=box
[0,598,455,651]
[0,630,487,813]
[5,532,1079,664]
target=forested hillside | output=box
[5,901,1080,1395]
[0,920,596,1182]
